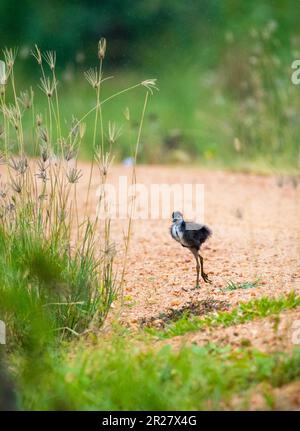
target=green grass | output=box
[146,292,300,339]
[0,226,115,350]
[0,45,155,351]
[225,280,260,291]
[12,338,300,410]
[7,290,300,410]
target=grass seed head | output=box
[0,182,8,198]
[3,47,18,70]
[62,140,76,161]
[1,104,21,130]
[108,121,122,145]
[35,164,48,182]
[18,89,34,110]
[10,176,22,193]
[39,143,49,163]
[141,79,159,95]
[43,50,56,71]
[9,156,28,174]
[5,202,15,213]
[39,127,49,144]
[66,167,82,184]
[84,67,101,89]
[96,151,114,177]
[31,44,42,65]
[39,76,57,98]
[98,38,106,60]
[36,113,43,127]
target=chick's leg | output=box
[191,249,200,288]
[199,254,212,284]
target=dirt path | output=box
[77,164,300,330]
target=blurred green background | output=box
[1,0,300,170]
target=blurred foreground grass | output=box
[6,332,300,410]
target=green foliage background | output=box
[1,0,300,168]
[0,0,298,66]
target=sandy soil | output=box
[228,380,300,410]
[78,164,300,327]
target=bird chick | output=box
[170,211,212,288]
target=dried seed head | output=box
[37,159,47,172]
[84,67,101,89]
[84,69,112,89]
[31,44,42,65]
[8,156,28,174]
[3,47,18,70]
[18,88,34,109]
[62,140,76,161]
[10,176,22,193]
[36,160,48,183]
[41,145,50,163]
[39,127,49,144]
[43,50,56,70]
[39,76,58,98]
[0,182,8,198]
[98,38,106,60]
[107,121,122,145]
[64,149,76,162]
[66,167,82,184]
[38,193,47,201]
[141,79,159,95]
[6,202,15,213]
[40,143,49,162]
[1,104,21,129]
[36,113,43,127]
[95,150,114,177]
[102,242,116,259]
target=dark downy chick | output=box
[170,211,212,288]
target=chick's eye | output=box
[172,212,174,218]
